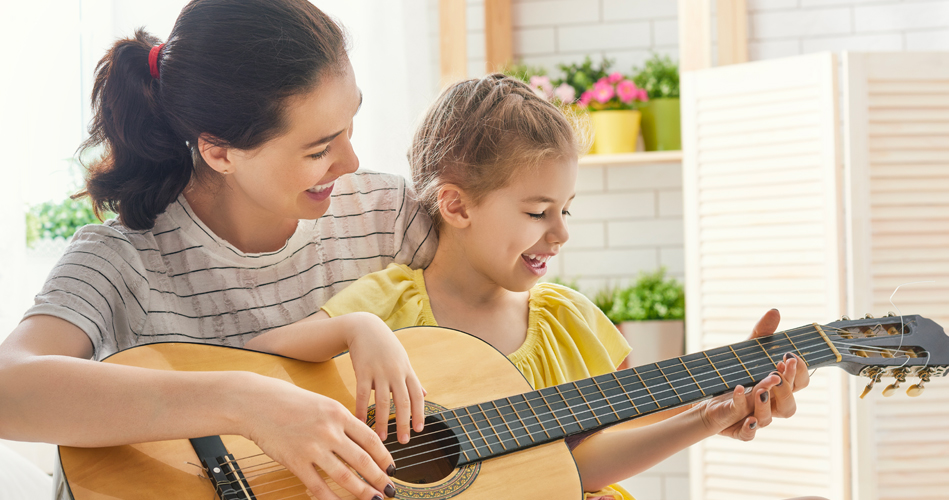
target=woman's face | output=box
[224,60,362,221]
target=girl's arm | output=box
[0,315,395,500]
[245,311,426,444]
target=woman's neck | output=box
[183,180,299,254]
[423,235,530,355]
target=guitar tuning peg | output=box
[865,313,875,319]
[886,311,897,317]
[907,370,932,398]
[906,382,925,397]
[882,381,900,397]
[839,315,851,321]
[860,369,884,399]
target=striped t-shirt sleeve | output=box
[23,224,150,359]
[392,176,437,269]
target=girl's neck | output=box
[183,179,299,254]
[423,234,530,355]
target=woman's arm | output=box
[0,315,395,500]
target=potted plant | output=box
[604,268,684,369]
[566,58,647,154]
[631,54,681,151]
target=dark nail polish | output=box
[373,496,383,500]
[385,483,396,497]
[386,464,396,476]
[770,308,779,312]
[760,392,769,403]
[770,372,783,387]
[749,421,757,430]
[783,352,792,362]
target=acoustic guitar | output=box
[60,314,948,499]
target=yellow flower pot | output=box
[590,109,641,155]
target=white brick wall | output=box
[749,0,949,59]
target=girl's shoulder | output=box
[531,282,598,315]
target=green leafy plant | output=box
[557,56,613,103]
[25,197,113,247]
[605,268,684,323]
[501,61,548,83]
[631,54,680,99]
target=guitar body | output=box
[59,327,583,499]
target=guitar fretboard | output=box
[435,326,837,466]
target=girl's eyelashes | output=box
[309,146,331,160]
[562,209,571,216]
[527,212,544,220]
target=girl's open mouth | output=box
[521,254,551,276]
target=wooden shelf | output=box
[579,150,683,166]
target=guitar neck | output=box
[441,324,838,466]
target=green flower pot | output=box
[640,98,681,151]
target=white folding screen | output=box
[843,52,949,500]
[682,52,848,500]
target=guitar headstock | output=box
[821,314,948,398]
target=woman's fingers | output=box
[354,378,372,427]
[317,450,387,500]
[297,463,342,500]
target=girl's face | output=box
[461,158,578,292]
[224,61,362,221]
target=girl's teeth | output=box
[307,182,332,193]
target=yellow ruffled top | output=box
[321,263,634,500]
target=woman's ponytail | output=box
[80,29,193,230]
[77,0,347,230]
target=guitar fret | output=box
[729,345,755,381]
[510,394,541,443]
[632,368,660,408]
[524,394,552,439]
[448,410,475,461]
[655,363,683,403]
[491,400,519,448]
[784,332,811,367]
[479,403,508,451]
[500,398,521,447]
[755,338,778,368]
[464,407,494,454]
[554,385,582,431]
[537,389,568,435]
[703,351,729,388]
[451,409,482,459]
[679,357,706,397]
[576,382,602,425]
[593,376,622,419]
[610,371,641,416]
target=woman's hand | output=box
[242,377,397,500]
[345,313,426,444]
[697,309,811,440]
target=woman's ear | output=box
[437,184,471,229]
[197,133,235,175]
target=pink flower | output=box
[607,71,624,84]
[578,90,594,108]
[592,80,615,104]
[616,80,638,103]
[529,75,554,100]
[637,88,649,102]
[554,83,576,103]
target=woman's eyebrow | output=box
[521,194,576,203]
[302,91,363,150]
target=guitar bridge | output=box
[190,436,257,500]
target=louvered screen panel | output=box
[682,53,848,500]
[844,52,949,500]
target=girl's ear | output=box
[197,133,236,175]
[437,184,471,229]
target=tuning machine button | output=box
[839,315,851,321]
[860,369,884,399]
[882,368,909,397]
[886,311,898,317]
[865,313,875,319]
[907,370,932,398]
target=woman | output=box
[0,1,807,499]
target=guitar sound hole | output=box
[384,415,460,484]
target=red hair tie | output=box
[148,43,165,79]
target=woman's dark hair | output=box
[79,0,347,229]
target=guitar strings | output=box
[228,331,844,489]
[222,324,920,494]
[239,346,852,498]
[226,322,915,479]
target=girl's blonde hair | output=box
[410,73,587,230]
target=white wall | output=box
[748,0,949,60]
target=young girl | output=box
[248,74,812,499]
